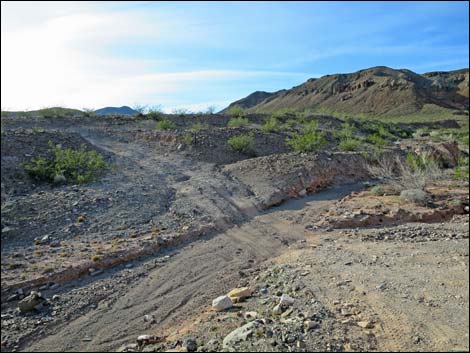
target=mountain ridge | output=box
[223,66,469,117]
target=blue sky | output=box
[1,1,469,112]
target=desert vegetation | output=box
[23,142,107,184]
[227,133,255,155]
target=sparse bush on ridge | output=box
[191,122,208,132]
[172,108,190,115]
[24,142,107,184]
[226,105,245,119]
[146,105,164,119]
[228,116,249,128]
[132,104,147,115]
[156,119,176,130]
[227,133,255,155]
[205,105,217,114]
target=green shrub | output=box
[281,118,298,130]
[228,116,249,128]
[287,130,326,152]
[335,121,357,139]
[226,105,245,118]
[406,152,439,172]
[156,119,176,130]
[303,120,320,133]
[227,133,255,155]
[182,134,193,145]
[146,105,164,120]
[454,157,469,181]
[287,120,326,152]
[366,133,386,147]
[261,116,280,132]
[24,143,107,184]
[370,184,386,196]
[338,138,361,151]
[191,122,208,132]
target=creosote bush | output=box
[338,139,361,151]
[454,156,469,181]
[156,119,176,130]
[261,116,280,132]
[287,120,326,152]
[227,133,255,155]
[228,116,249,128]
[226,105,245,119]
[24,142,107,184]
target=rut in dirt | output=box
[20,183,362,352]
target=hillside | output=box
[94,106,138,116]
[224,66,469,117]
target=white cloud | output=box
[1,2,308,111]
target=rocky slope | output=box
[224,66,469,116]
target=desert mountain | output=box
[94,106,138,116]
[224,66,469,117]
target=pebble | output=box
[144,314,155,323]
[357,320,374,329]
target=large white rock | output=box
[212,295,233,311]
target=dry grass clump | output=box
[367,152,443,193]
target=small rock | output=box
[281,308,293,318]
[279,294,295,307]
[227,287,252,303]
[212,295,233,311]
[272,304,283,315]
[304,320,319,331]
[357,321,374,329]
[183,338,197,352]
[53,174,67,184]
[89,269,103,276]
[76,215,86,223]
[49,283,60,290]
[144,314,155,323]
[137,335,158,346]
[244,311,258,321]
[18,292,45,313]
[376,283,387,291]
